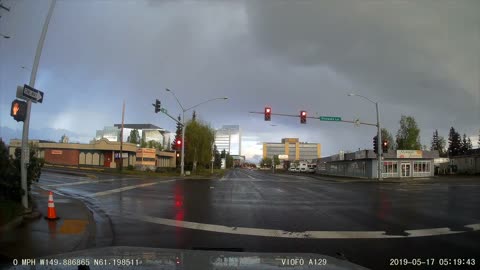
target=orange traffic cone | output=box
[45,191,60,220]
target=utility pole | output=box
[119,100,125,171]
[21,0,56,209]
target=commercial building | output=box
[114,124,169,146]
[315,149,439,179]
[8,139,176,169]
[449,148,480,174]
[262,138,321,162]
[95,126,120,142]
[215,125,241,155]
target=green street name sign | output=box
[160,108,168,113]
[319,116,342,121]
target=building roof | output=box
[9,138,138,152]
[114,124,168,132]
[114,124,161,129]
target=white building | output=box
[215,125,241,155]
[96,124,170,148]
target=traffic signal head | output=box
[10,99,27,122]
[264,107,271,121]
[175,139,182,149]
[300,111,307,124]
[154,99,161,113]
[382,140,388,153]
[373,135,378,154]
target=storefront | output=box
[315,149,438,179]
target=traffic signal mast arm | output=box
[153,101,184,126]
[249,111,378,127]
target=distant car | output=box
[307,164,317,173]
[288,167,296,172]
[294,168,301,172]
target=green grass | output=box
[0,200,23,226]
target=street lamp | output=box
[348,93,382,181]
[165,88,228,176]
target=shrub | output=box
[0,142,44,201]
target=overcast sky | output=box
[1,0,479,162]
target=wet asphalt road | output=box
[35,168,480,270]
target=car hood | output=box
[5,246,370,270]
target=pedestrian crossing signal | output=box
[10,99,27,122]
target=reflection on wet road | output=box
[38,169,480,270]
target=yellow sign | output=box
[397,150,422,158]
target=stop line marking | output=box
[114,211,480,239]
[90,180,176,197]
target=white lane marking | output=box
[90,180,175,197]
[465,223,480,230]
[115,212,480,239]
[405,227,463,237]
[46,179,116,187]
[247,175,255,179]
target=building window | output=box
[413,161,431,176]
[136,157,143,162]
[382,161,398,178]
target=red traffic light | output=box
[382,140,389,153]
[300,111,307,124]
[264,107,271,121]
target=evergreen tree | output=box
[213,145,221,169]
[459,134,473,155]
[430,129,446,156]
[466,137,473,151]
[171,115,183,150]
[128,129,140,144]
[431,130,439,151]
[478,129,480,148]
[447,127,461,156]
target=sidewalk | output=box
[0,186,95,260]
[270,170,440,183]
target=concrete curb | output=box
[43,167,92,178]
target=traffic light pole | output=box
[181,111,185,176]
[376,102,383,181]
[20,0,56,210]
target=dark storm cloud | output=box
[245,0,479,135]
[1,0,479,161]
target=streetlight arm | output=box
[166,88,185,111]
[352,94,377,105]
[184,97,227,112]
